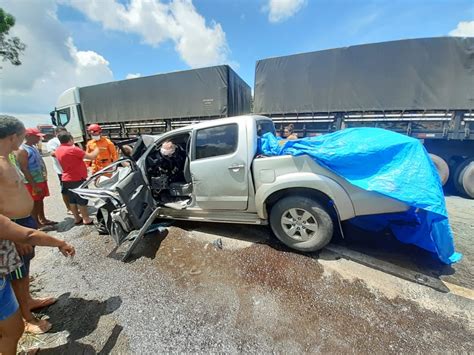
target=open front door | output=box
[115,165,155,229]
[73,159,156,243]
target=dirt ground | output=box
[18,157,473,353]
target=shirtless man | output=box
[0,116,56,334]
[0,119,33,219]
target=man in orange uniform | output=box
[85,124,118,173]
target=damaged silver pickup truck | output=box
[74,115,408,260]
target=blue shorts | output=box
[13,216,38,229]
[0,276,19,320]
[9,216,37,281]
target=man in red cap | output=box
[16,128,56,229]
[85,124,118,173]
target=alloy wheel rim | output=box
[281,208,319,241]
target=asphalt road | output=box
[18,156,473,353]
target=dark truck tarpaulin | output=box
[79,65,251,124]
[254,37,474,114]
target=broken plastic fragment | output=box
[212,238,223,250]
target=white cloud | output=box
[63,0,230,68]
[449,21,474,37]
[265,0,306,23]
[0,0,113,116]
[2,113,52,128]
[126,73,142,79]
[346,11,380,35]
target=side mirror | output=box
[50,111,57,126]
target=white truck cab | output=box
[53,87,84,143]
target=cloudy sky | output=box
[0,0,473,126]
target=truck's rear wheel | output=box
[269,196,334,252]
[454,158,474,198]
[461,162,474,199]
[429,154,449,186]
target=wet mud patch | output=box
[145,228,473,353]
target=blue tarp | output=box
[259,128,462,264]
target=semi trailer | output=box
[253,37,474,197]
[51,65,251,144]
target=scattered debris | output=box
[213,238,223,250]
[189,267,202,276]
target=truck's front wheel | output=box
[269,196,334,252]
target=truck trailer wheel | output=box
[429,154,449,186]
[454,159,474,198]
[269,196,334,252]
[462,162,474,199]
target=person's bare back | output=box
[0,156,33,219]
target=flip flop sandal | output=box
[43,220,58,225]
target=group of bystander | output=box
[0,116,118,354]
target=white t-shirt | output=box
[46,137,63,175]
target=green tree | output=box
[0,8,26,66]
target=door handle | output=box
[228,164,245,171]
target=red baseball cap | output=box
[87,123,102,133]
[25,128,46,137]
